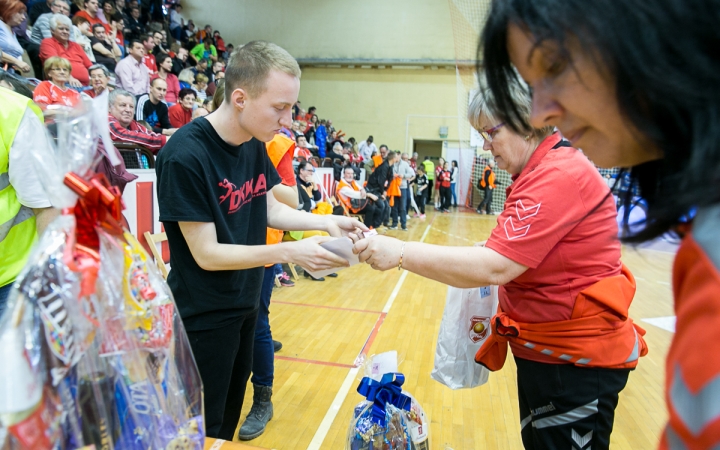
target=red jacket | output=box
[661,210,720,449]
[108,114,166,154]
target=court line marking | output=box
[275,355,355,369]
[307,221,434,450]
[358,313,387,356]
[273,300,382,315]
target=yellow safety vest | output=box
[0,89,43,287]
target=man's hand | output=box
[288,235,350,272]
[351,235,403,271]
[326,215,368,238]
[367,192,378,201]
[68,77,82,87]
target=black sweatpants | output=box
[515,357,630,450]
[478,186,493,213]
[186,311,259,440]
[440,185,452,210]
[357,202,377,229]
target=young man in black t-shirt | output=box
[155,40,366,441]
[135,78,176,136]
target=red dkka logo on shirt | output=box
[218,175,267,214]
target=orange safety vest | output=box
[337,179,363,213]
[660,218,720,449]
[479,166,496,189]
[266,134,295,246]
[475,264,648,371]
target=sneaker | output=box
[278,272,294,287]
[401,227,408,231]
[443,209,450,214]
[420,214,426,219]
[406,215,411,220]
[388,225,398,230]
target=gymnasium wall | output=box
[181,0,466,151]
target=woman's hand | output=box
[15,61,30,73]
[68,77,82,87]
[352,235,404,271]
[326,215,368,238]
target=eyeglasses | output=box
[479,123,505,143]
[301,168,315,173]
[49,67,70,72]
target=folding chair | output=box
[143,231,169,279]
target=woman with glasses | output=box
[352,85,646,449]
[481,1,720,448]
[33,56,81,108]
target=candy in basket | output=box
[0,96,203,450]
[347,352,428,450]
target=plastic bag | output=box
[0,97,204,450]
[347,353,429,450]
[430,285,498,389]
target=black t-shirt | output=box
[90,36,117,70]
[155,118,281,331]
[135,94,171,133]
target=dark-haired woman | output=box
[352,87,646,449]
[480,1,720,448]
[154,53,180,104]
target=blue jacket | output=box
[315,124,327,158]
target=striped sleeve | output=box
[108,117,166,154]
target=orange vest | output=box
[372,155,383,170]
[660,225,720,449]
[266,134,295,246]
[479,166,496,189]
[337,179,363,213]
[386,176,402,206]
[475,264,647,371]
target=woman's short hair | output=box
[224,40,301,102]
[88,63,110,78]
[195,73,208,84]
[178,87,196,100]
[0,0,26,23]
[52,13,74,29]
[177,68,195,84]
[43,56,72,77]
[468,86,553,140]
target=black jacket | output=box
[367,160,393,196]
[297,176,322,212]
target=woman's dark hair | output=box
[480,0,720,242]
[178,87,196,100]
[0,71,33,99]
[452,160,458,167]
[156,53,172,67]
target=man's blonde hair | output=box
[224,40,301,102]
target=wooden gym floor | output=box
[234,208,675,449]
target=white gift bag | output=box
[431,285,498,389]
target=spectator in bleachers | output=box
[328,142,344,163]
[168,4,185,41]
[152,30,167,56]
[358,135,377,172]
[210,60,224,83]
[338,166,381,230]
[29,0,53,25]
[177,67,193,89]
[295,134,318,158]
[296,160,321,212]
[183,20,195,42]
[141,33,157,75]
[190,39,217,64]
[74,0,106,31]
[171,46,189,75]
[192,73,208,101]
[195,23,212,43]
[110,12,124,55]
[29,0,70,46]
[314,117,327,158]
[115,0,128,22]
[90,23,120,71]
[191,57,209,78]
[213,30,226,57]
[40,14,93,85]
[85,63,111,98]
[167,87,195,128]
[108,88,166,153]
[114,39,149,95]
[0,0,31,74]
[32,56,81,107]
[154,54,180,103]
[136,77,177,137]
[71,15,96,62]
[96,0,115,24]
[124,6,144,40]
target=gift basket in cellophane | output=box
[347,351,429,450]
[0,95,204,450]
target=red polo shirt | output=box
[39,37,93,85]
[485,132,622,363]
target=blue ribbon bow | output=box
[357,372,412,427]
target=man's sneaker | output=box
[401,227,408,231]
[273,340,283,352]
[388,225,398,230]
[406,214,411,220]
[443,209,450,214]
[278,272,294,287]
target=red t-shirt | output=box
[73,10,111,33]
[439,170,451,188]
[39,38,93,85]
[32,81,82,107]
[143,54,157,76]
[115,30,125,49]
[168,103,192,128]
[485,133,622,363]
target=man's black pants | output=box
[515,357,630,450]
[478,186,493,213]
[357,202,377,229]
[186,311,259,440]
